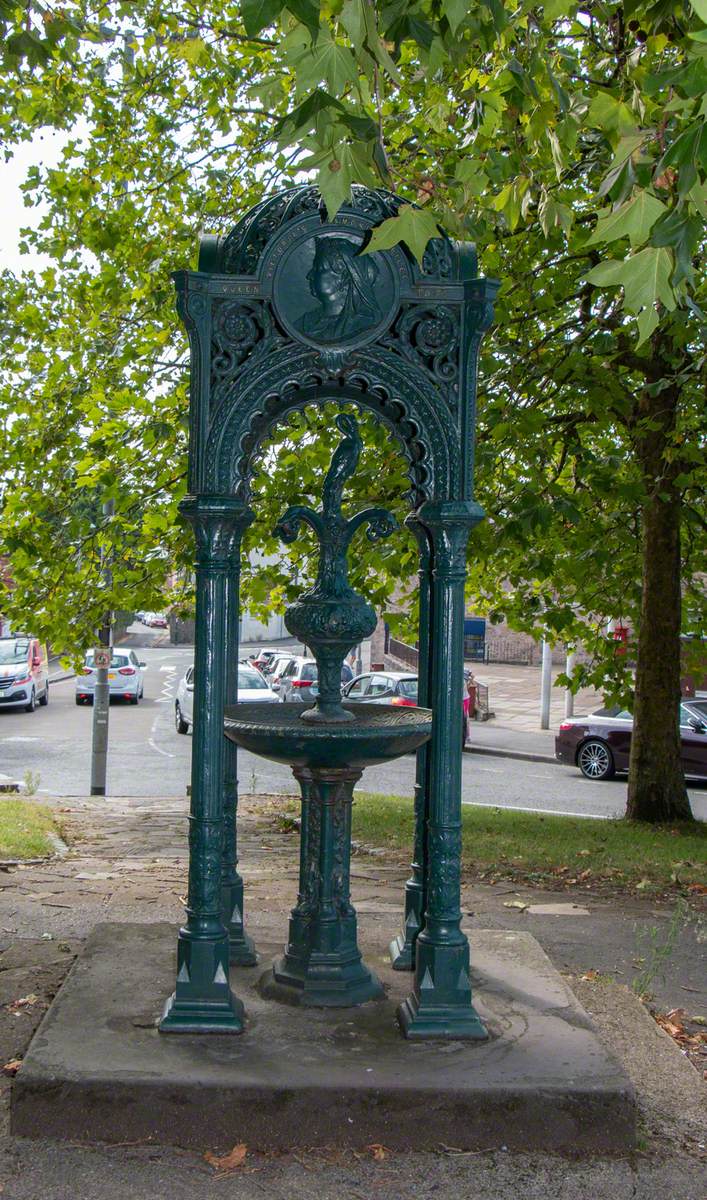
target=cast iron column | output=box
[398,500,487,1040]
[160,495,246,1033]
[222,505,258,965]
[389,518,432,970]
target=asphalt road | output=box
[0,639,705,820]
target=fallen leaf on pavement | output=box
[580,970,600,982]
[7,994,38,1012]
[2,1060,22,1076]
[503,900,528,911]
[654,1008,707,1051]
[367,1143,389,1161]
[204,1142,247,1172]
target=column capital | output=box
[413,501,484,576]
[179,495,254,567]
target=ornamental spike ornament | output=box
[274,412,397,723]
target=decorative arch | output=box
[205,347,460,506]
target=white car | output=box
[75,649,146,705]
[175,662,277,733]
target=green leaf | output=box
[362,204,443,265]
[691,0,707,17]
[442,0,469,35]
[587,92,636,135]
[292,30,357,95]
[339,0,365,49]
[586,192,666,249]
[587,247,677,343]
[241,0,285,37]
[286,0,320,39]
[317,145,354,218]
[651,209,702,285]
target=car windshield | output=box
[592,705,632,719]
[398,678,418,699]
[238,667,267,690]
[86,653,130,669]
[687,700,707,720]
[0,639,30,665]
[301,663,318,682]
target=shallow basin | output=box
[223,702,432,769]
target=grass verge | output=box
[0,798,59,860]
[351,793,707,894]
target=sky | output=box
[2,130,70,274]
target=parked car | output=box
[0,635,49,712]
[278,658,319,703]
[267,655,298,694]
[251,649,280,672]
[555,701,707,781]
[342,671,419,706]
[147,613,168,629]
[175,663,277,733]
[344,670,476,748]
[75,649,146,705]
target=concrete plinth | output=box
[12,923,634,1154]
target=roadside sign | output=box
[94,647,111,670]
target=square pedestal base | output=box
[11,923,635,1155]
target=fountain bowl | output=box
[224,702,432,769]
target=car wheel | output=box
[130,691,139,705]
[39,682,49,706]
[24,688,36,714]
[577,739,615,781]
[175,702,189,734]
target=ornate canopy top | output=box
[197,183,478,283]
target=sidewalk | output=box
[0,792,703,1197]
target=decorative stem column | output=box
[160,495,246,1033]
[222,505,257,965]
[265,765,383,1007]
[389,518,432,970]
[398,500,487,1040]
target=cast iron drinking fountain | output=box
[225,412,432,1007]
[158,183,498,1040]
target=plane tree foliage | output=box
[0,0,705,819]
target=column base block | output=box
[159,929,245,1033]
[159,990,245,1034]
[264,951,384,1008]
[229,931,258,967]
[397,991,488,1041]
[388,932,414,972]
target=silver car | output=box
[75,649,146,705]
[278,658,319,703]
[175,662,277,733]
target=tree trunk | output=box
[626,379,692,823]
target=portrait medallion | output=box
[271,229,399,351]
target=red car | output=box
[555,700,707,781]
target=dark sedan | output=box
[555,700,707,781]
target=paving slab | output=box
[12,922,634,1155]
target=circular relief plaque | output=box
[272,229,399,351]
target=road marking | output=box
[0,736,40,743]
[159,665,176,673]
[148,711,175,759]
[462,800,617,820]
[148,737,174,758]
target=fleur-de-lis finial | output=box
[274,413,397,722]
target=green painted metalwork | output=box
[274,411,397,723]
[223,418,431,1006]
[162,183,498,1039]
